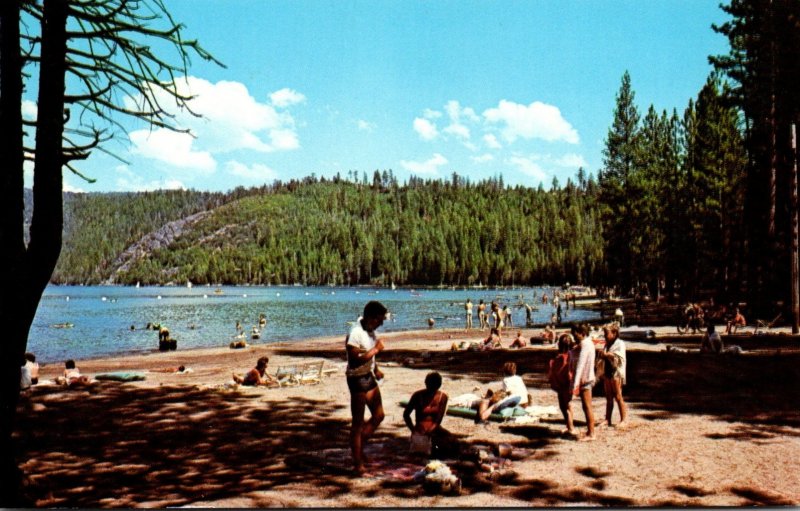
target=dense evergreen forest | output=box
[38,175,604,287]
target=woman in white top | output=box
[598,323,628,428]
[475,362,529,423]
[570,323,596,440]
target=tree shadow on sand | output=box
[15,383,359,507]
[15,381,567,506]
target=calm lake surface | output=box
[30,285,600,363]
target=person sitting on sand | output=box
[542,325,556,344]
[700,324,724,354]
[475,362,530,423]
[510,331,526,349]
[548,333,576,436]
[232,356,276,386]
[482,328,502,350]
[24,352,39,386]
[726,308,746,334]
[62,359,92,387]
[403,372,457,457]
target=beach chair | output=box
[275,361,325,387]
[754,313,781,335]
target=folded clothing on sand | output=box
[94,371,146,382]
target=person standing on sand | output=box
[548,333,576,436]
[478,299,487,330]
[465,298,473,330]
[571,324,596,441]
[598,323,628,428]
[346,300,388,474]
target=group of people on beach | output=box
[463,299,516,331]
[343,300,629,474]
[547,323,628,441]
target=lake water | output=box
[29,285,600,363]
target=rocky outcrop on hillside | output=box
[103,211,210,284]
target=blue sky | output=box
[29,1,730,193]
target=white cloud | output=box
[555,153,588,168]
[400,153,448,175]
[225,160,278,180]
[508,156,548,181]
[269,129,300,150]
[414,117,439,141]
[443,123,470,140]
[423,108,442,119]
[62,182,85,193]
[483,100,579,144]
[126,77,303,162]
[130,128,216,172]
[357,119,376,132]
[113,166,186,192]
[483,134,502,149]
[270,88,306,108]
[22,100,37,119]
[471,154,494,163]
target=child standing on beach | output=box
[570,324,596,441]
[548,333,576,436]
[598,323,628,428]
[346,301,388,475]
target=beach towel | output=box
[94,371,146,382]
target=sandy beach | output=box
[14,324,800,507]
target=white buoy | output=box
[243,294,247,297]
[157,295,161,300]
[65,296,70,301]
[101,296,107,301]
[276,293,280,297]
[203,294,208,299]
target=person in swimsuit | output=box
[403,372,457,456]
[232,356,276,386]
[346,301,388,474]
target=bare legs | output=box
[350,386,384,473]
[557,391,575,434]
[603,377,627,427]
[579,387,595,440]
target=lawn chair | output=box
[754,313,781,335]
[275,361,325,387]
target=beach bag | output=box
[594,351,605,380]
[410,433,432,455]
[548,353,572,391]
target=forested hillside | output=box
[109,175,604,286]
[24,189,232,284]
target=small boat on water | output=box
[51,322,74,329]
[214,288,224,295]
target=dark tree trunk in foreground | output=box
[1,0,68,504]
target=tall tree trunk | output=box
[0,1,28,505]
[791,122,799,333]
[0,0,68,505]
